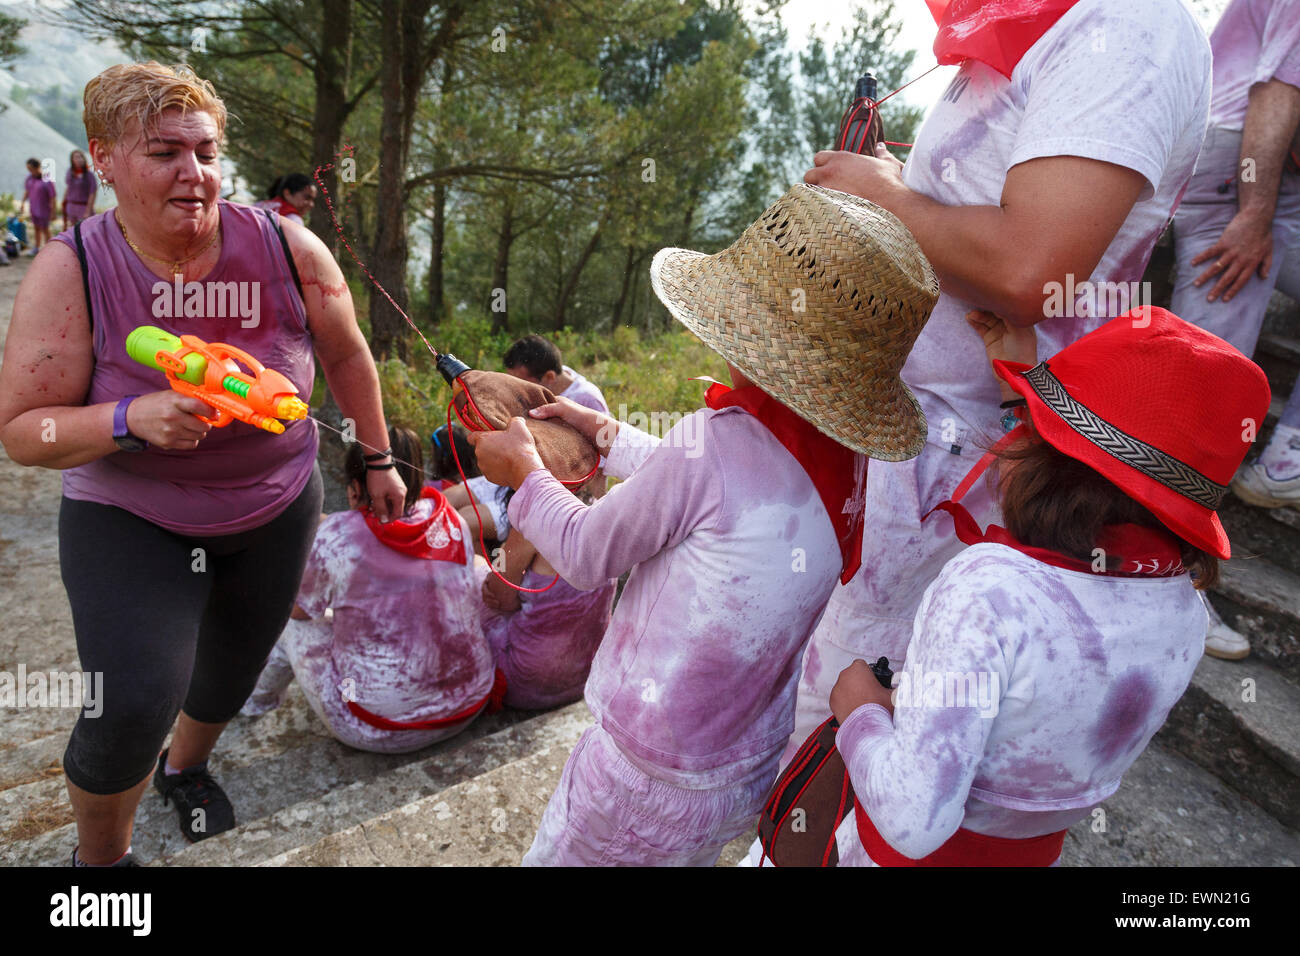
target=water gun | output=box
[125,325,310,434]
[836,72,885,155]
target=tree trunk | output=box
[427,180,447,323]
[369,0,411,360]
[307,0,353,254]
[611,243,637,326]
[369,0,460,359]
[553,222,604,331]
[490,201,515,334]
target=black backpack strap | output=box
[264,207,306,304]
[73,221,93,329]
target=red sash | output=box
[347,669,507,731]
[704,382,865,584]
[363,486,469,563]
[927,0,1083,80]
[923,426,1187,577]
[855,800,1066,866]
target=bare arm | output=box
[482,526,537,614]
[1190,79,1300,303]
[0,243,212,467]
[805,148,1146,327]
[283,217,405,521]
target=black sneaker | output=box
[70,848,141,866]
[153,749,236,842]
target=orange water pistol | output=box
[125,325,310,434]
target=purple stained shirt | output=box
[837,543,1205,859]
[54,202,319,535]
[64,167,98,207]
[509,406,843,789]
[479,563,615,710]
[558,365,608,414]
[24,174,56,219]
[1207,0,1300,130]
[297,502,495,721]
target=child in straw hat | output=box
[827,305,1269,866]
[469,183,939,866]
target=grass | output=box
[317,293,732,443]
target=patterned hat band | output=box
[1022,363,1227,511]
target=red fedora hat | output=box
[992,307,1271,560]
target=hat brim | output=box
[651,247,928,461]
[993,359,1230,559]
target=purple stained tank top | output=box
[54,200,319,535]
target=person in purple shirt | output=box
[19,157,57,254]
[62,150,98,229]
[0,63,404,867]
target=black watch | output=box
[113,395,148,452]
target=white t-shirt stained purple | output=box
[559,365,609,414]
[899,0,1211,439]
[838,544,1205,859]
[509,407,843,789]
[1206,0,1300,130]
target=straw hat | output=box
[650,183,939,460]
[994,307,1271,559]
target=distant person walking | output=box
[19,158,56,255]
[62,150,98,229]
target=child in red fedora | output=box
[829,305,1270,866]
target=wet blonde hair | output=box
[83,62,227,150]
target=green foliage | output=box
[360,314,729,446]
[44,0,921,418]
[0,11,25,69]
[9,86,87,146]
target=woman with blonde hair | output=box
[0,62,405,866]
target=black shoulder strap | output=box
[74,221,93,329]
[264,207,306,304]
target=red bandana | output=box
[273,197,300,220]
[363,486,469,563]
[704,382,866,585]
[924,426,1186,576]
[927,0,1082,80]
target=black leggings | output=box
[59,467,323,795]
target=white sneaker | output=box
[1201,592,1249,660]
[1231,462,1300,510]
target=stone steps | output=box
[1208,554,1300,681]
[169,701,592,866]
[1157,652,1300,829]
[0,683,552,866]
[1061,739,1298,866]
[262,706,592,866]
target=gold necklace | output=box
[117,214,221,277]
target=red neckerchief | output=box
[927,0,1083,80]
[704,382,865,585]
[855,800,1065,866]
[923,425,1186,576]
[363,486,468,563]
[273,198,300,219]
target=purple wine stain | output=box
[1089,668,1157,766]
